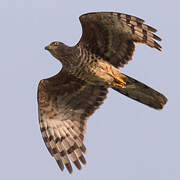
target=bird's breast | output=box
[67,55,121,86]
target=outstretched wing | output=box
[37,69,108,173]
[78,12,162,68]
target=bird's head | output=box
[45,41,70,64]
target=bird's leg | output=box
[112,76,126,89]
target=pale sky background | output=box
[1,0,179,179]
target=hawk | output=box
[38,12,167,174]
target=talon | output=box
[113,76,126,88]
[118,78,126,85]
[112,82,126,89]
[120,83,126,88]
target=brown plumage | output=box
[38,12,167,174]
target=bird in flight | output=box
[38,12,167,174]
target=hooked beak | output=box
[45,45,50,51]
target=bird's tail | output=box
[112,73,168,110]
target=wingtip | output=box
[74,159,82,170]
[154,42,162,51]
[65,163,73,174]
[79,155,87,165]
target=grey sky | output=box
[1,0,179,179]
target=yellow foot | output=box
[112,77,126,88]
[112,82,126,88]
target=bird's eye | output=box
[53,42,60,46]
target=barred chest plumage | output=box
[63,45,122,86]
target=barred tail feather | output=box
[112,73,168,110]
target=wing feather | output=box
[78,12,162,68]
[38,69,108,173]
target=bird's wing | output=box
[37,69,108,173]
[78,12,162,68]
